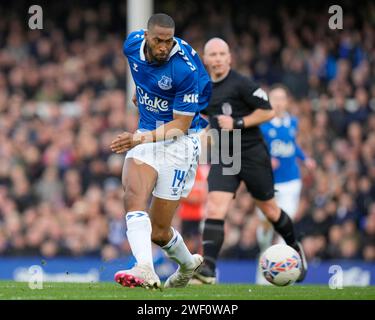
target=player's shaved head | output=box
[203,38,231,82]
[203,38,230,55]
[147,13,175,30]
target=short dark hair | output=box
[147,13,175,30]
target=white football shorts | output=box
[274,179,302,220]
[125,134,201,200]
[257,178,302,221]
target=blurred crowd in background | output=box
[0,0,374,262]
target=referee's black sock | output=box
[271,210,299,251]
[202,219,225,272]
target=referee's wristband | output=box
[233,117,245,129]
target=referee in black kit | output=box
[194,38,307,284]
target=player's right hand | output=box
[110,132,141,153]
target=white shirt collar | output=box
[270,117,282,127]
[283,114,291,127]
[271,113,291,127]
[140,39,146,61]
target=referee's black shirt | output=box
[202,70,272,151]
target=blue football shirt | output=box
[260,114,306,183]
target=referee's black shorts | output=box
[207,142,275,201]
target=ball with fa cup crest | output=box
[259,244,302,286]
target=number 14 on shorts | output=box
[172,169,186,188]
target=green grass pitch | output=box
[0,281,374,300]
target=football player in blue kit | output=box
[110,13,211,289]
[257,84,316,251]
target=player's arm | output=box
[295,143,316,170]
[110,70,198,153]
[294,119,316,170]
[237,83,275,127]
[241,108,275,128]
[110,111,193,153]
[150,112,194,141]
[110,113,194,153]
[217,82,275,130]
[218,109,275,130]
[295,144,306,161]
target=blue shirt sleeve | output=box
[295,144,306,161]
[260,123,271,147]
[173,69,199,116]
[123,30,143,57]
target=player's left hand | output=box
[110,132,141,153]
[217,115,234,130]
[304,157,317,170]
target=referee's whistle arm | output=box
[243,108,275,127]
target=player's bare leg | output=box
[255,197,307,282]
[149,196,203,288]
[114,158,161,289]
[149,196,179,247]
[193,191,233,284]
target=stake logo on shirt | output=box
[137,86,169,112]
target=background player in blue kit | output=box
[257,84,316,254]
[110,13,211,289]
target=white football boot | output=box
[114,264,161,290]
[164,254,204,288]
